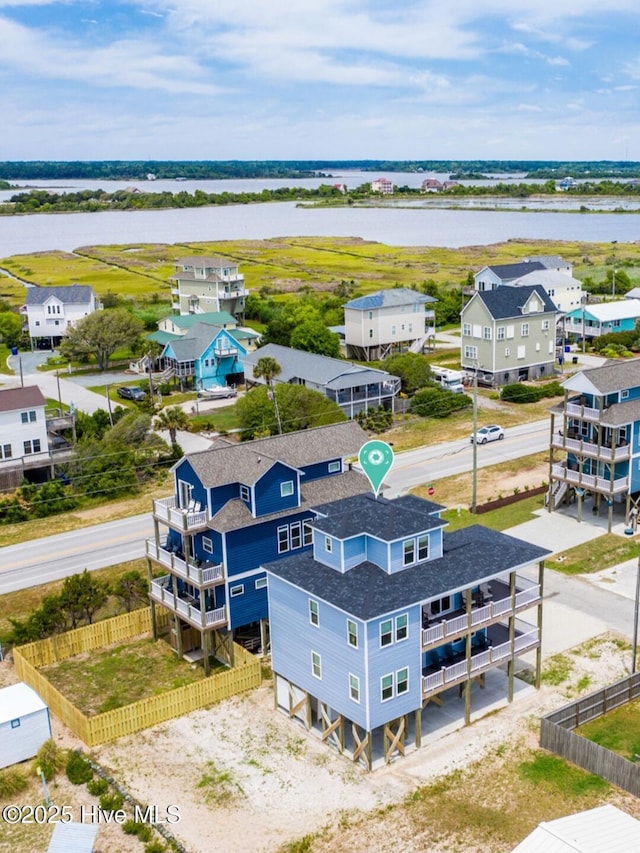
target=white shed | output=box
[0,682,52,768]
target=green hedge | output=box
[501,380,564,404]
[409,387,471,418]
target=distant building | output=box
[421,178,443,193]
[474,256,572,292]
[564,299,640,340]
[170,257,248,323]
[510,269,584,313]
[161,322,247,392]
[21,284,102,350]
[371,178,394,195]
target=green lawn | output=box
[440,494,545,532]
[40,636,221,715]
[577,699,640,761]
[546,534,639,575]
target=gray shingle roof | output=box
[209,469,371,532]
[571,358,640,395]
[345,288,437,310]
[245,344,397,389]
[482,261,546,281]
[600,398,640,427]
[310,493,447,540]
[266,524,550,620]
[24,284,94,305]
[183,421,368,488]
[473,285,558,319]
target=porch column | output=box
[547,413,555,513]
[508,571,516,703]
[260,619,269,655]
[414,708,421,749]
[535,560,544,689]
[202,629,210,676]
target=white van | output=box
[430,366,465,394]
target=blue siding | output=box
[193,530,223,564]
[269,575,369,729]
[366,606,422,730]
[621,386,640,402]
[173,459,207,509]
[633,423,640,455]
[228,572,269,627]
[430,528,443,559]
[197,331,247,389]
[210,482,242,515]
[299,459,343,482]
[254,461,300,516]
[224,511,313,578]
[311,529,342,571]
[366,536,388,571]
[344,535,366,569]
[630,455,640,492]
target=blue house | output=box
[548,358,640,530]
[147,421,369,672]
[265,492,548,769]
[160,321,247,391]
[564,300,640,341]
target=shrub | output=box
[66,751,93,785]
[123,820,153,841]
[144,842,167,853]
[409,387,471,418]
[501,383,540,403]
[87,777,109,796]
[33,740,66,781]
[99,791,124,811]
[0,767,28,799]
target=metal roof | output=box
[567,299,640,322]
[47,822,98,853]
[512,805,640,853]
[0,683,47,725]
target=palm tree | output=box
[154,405,190,446]
[254,356,283,435]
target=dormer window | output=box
[240,485,250,502]
[280,481,294,497]
[403,534,429,566]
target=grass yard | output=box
[577,698,640,761]
[40,636,219,715]
[546,534,639,575]
[439,494,545,533]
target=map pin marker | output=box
[358,439,394,498]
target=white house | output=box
[170,257,248,322]
[0,682,51,768]
[474,256,573,292]
[511,269,584,313]
[21,284,101,350]
[344,288,437,361]
[371,177,394,194]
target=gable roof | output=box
[182,421,367,488]
[266,522,550,620]
[345,288,436,310]
[175,256,235,268]
[0,385,47,413]
[245,344,397,389]
[24,284,94,305]
[0,682,47,724]
[512,269,582,290]
[163,323,245,362]
[163,311,237,330]
[469,285,558,320]
[512,805,640,853]
[478,261,546,282]
[562,357,640,396]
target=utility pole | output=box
[633,555,640,674]
[471,367,478,513]
[106,385,114,427]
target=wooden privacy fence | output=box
[13,608,261,748]
[540,673,640,798]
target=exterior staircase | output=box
[408,334,431,354]
[545,480,568,510]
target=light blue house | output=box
[565,300,640,341]
[161,322,247,391]
[146,421,369,672]
[548,358,640,530]
[266,492,548,769]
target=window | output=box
[280,481,294,497]
[542,319,550,331]
[431,596,451,615]
[391,325,396,335]
[240,484,250,501]
[464,345,478,360]
[622,390,630,400]
[368,311,373,320]
[506,325,515,339]
[396,668,409,695]
[255,577,268,590]
[0,444,11,459]
[347,619,358,648]
[349,674,360,702]
[483,326,492,340]
[535,342,541,352]
[369,329,373,338]
[380,619,393,647]
[403,539,415,566]
[311,651,322,679]
[381,674,394,701]
[309,599,319,626]
[303,523,313,546]
[328,460,341,473]
[230,584,244,597]
[20,410,36,424]
[504,347,510,357]
[521,323,529,337]
[23,440,41,455]
[517,345,526,359]
[290,522,302,550]
[202,537,213,554]
[497,326,505,340]
[462,322,472,336]
[10,719,20,729]
[417,535,429,561]
[325,536,333,553]
[396,614,408,642]
[277,526,289,554]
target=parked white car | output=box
[470,425,504,444]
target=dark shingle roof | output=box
[310,493,447,540]
[266,524,550,620]
[473,285,558,319]
[0,385,46,412]
[482,261,546,281]
[570,358,640,395]
[24,284,94,305]
[183,421,368,488]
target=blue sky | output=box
[2,0,640,161]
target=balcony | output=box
[213,345,239,359]
[145,539,224,588]
[421,578,541,650]
[153,496,209,531]
[565,400,602,422]
[149,575,227,630]
[422,625,539,699]
[551,463,628,495]
[551,433,630,463]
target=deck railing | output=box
[551,434,630,462]
[149,576,227,629]
[551,463,627,495]
[145,539,224,587]
[153,496,209,530]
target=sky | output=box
[2,0,640,162]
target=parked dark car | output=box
[116,386,146,401]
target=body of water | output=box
[1,201,638,257]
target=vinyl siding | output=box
[254,461,300,516]
[227,571,268,628]
[172,459,207,508]
[300,459,343,482]
[312,529,342,571]
[210,482,244,515]
[343,535,366,569]
[224,510,313,577]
